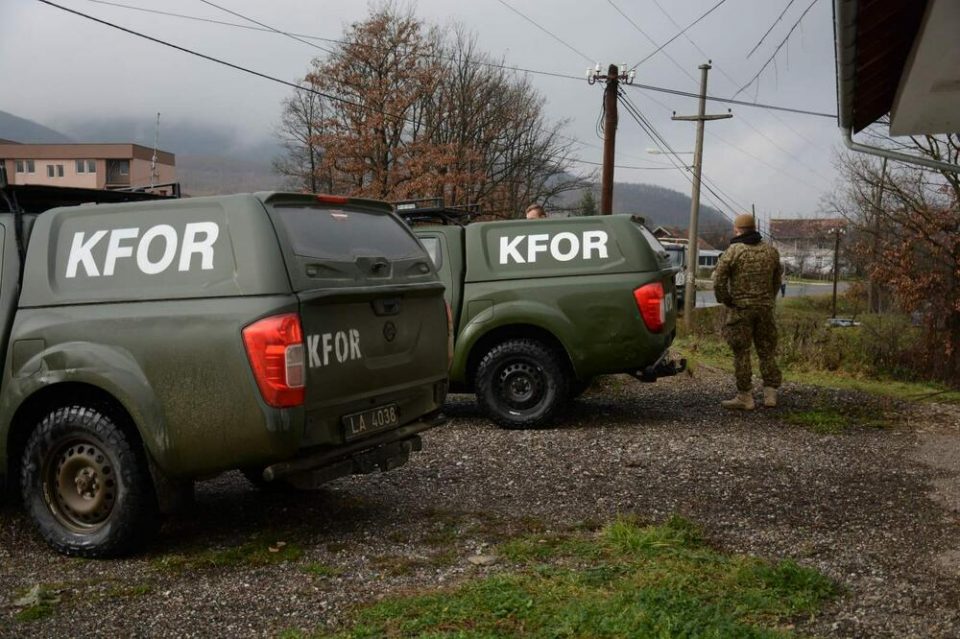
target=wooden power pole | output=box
[588,64,635,214]
[671,62,732,327]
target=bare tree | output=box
[273,4,589,217]
[831,129,960,381]
[273,79,328,192]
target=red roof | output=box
[769,218,846,240]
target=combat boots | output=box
[721,392,755,410]
[763,387,778,407]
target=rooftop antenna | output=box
[150,112,160,188]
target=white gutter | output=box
[834,0,960,173]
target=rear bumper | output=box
[262,410,447,482]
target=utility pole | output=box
[150,112,161,189]
[831,225,845,318]
[867,157,887,313]
[672,62,732,327]
[587,64,635,214]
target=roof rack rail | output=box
[394,197,480,226]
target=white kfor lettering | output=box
[335,331,349,363]
[307,330,363,368]
[322,333,333,366]
[527,234,549,263]
[550,232,579,261]
[178,222,219,272]
[307,334,321,368]
[582,230,609,259]
[136,224,178,275]
[65,230,108,278]
[499,235,526,264]
[350,329,362,359]
[103,228,140,276]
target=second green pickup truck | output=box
[401,202,685,428]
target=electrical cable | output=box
[734,0,820,98]
[494,0,593,64]
[630,0,729,71]
[194,0,335,55]
[746,0,799,58]
[604,0,698,86]
[74,0,836,120]
[617,92,737,222]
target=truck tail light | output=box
[445,301,454,369]
[242,313,305,408]
[634,282,666,333]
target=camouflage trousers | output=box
[722,306,782,392]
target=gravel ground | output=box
[2,367,960,638]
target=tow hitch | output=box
[631,356,687,383]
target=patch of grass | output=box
[106,583,153,598]
[153,540,303,572]
[317,516,838,639]
[13,584,60,622]
[784,404,889,435]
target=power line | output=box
[643,0,828,151]
[626,82,835,118]
[77,0,836,120]
[604,0,698,86]
[617,92,737,222]
[570,158,681,170]
[734,0,821,98]
[631,0,729,70]
[194,0,334,55]
[494,0,593,64]
[746,0,799,58]
[35,0,420,125]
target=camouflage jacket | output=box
[713,237,783,309]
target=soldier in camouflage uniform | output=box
[712,213,783,410]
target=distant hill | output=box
[176,155,285,195]
[0,110,72,143]
[558,182,729,231]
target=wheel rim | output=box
[496,359,546,412]
[43,438,116,532]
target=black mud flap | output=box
[631,356,687,383]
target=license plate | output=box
[664,291,674,314]
[342,404,400,440]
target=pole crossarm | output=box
[670,63,733,328]
[671,114,733,122]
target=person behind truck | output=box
[525,203,547,219]
[713,213,783,410]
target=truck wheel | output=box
[20,405,158,558]
[475,339,569,429]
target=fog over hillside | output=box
[1,110,733,225]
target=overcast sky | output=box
[1,0,845,218]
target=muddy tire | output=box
[475,339,569,429]
[20,405,158,558]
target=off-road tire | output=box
[475,339,569,429]
[20,405,158,558]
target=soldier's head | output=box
[733,213,755,236]
[525,203,547,220]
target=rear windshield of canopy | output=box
[270,205,424,261]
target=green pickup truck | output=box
[400,201,684,429]
[0,191,450,556]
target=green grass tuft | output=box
[153,540,303,572]
[314,517,837,639]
